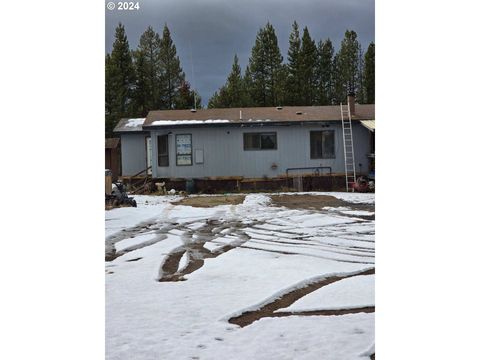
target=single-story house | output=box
[114,96,375,190]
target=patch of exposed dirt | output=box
[228,267,375,327]
[173,195,246,208]
[271,194,373,212]
[270,194,374,219]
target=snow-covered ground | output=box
[106,192,375,360]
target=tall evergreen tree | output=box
[158,24,185,109]
[334,30,362,103]
[210,54,251,108]
[242,65,254,107]
[224,54,248,107]
[363,42,375,104]
[105,54,115,130]
[285,21,302,105]
[136,26,161,110]
[356,47,365,104]
[247,23,284,106]
[105,23,136,137]
[299,27,318,105]
[132,49,149,116]
[331,53,341,105]
[316,39,335,105]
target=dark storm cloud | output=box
[105,0,374,106]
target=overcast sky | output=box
[105,0,374,106]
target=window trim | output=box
[157,134,169,167]
[310,130,335,159]
[175,134,193,166]
[243,132,278,151]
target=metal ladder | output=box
[340,102,356,192]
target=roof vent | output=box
[276,106,283,110]
[190,108,197,113]
[296,111,303,115]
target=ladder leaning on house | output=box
[340,102,356,192]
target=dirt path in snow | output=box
[173,195,246,207]
[106,195,375,357]
[157,219,256,282]
[228,267,375,327]
[270,194,375,220]
[106,194,374,281]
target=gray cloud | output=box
[106,0,374,106]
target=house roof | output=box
[113,118,146,132]
[143,105,375,128]
[360,120,375,132]
[105,138,120,149]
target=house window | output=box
[176,134,193,166]
[310,131,335,159]
[243,132,277,150]
[157,135,169,167]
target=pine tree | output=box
[316,39,335,105]
[332,53,342,105]
[285,21,302,105]
[247,23,284,106]
[210,54,249,108]
[105,23,136,137]
[105,53,115,133]
[132,49,149,116]
[207,91,220,108]
[276,64,288,106]
[242,65,254,107]
[363,42,375,104]
[207,88,228,108]
[356,47,365,104]
[224,54,248,107]
[175,80,202,109]
[299,27,318,105]
[158,24,185,109]
[334,30,362,102]
[137,26,161,110]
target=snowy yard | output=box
[105,192,375,360]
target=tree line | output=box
[208,22,374,109]
[105,23,201,137]
[105,22,375,137]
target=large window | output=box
[157,135,169,167]
[310,130,335,159]
[243,132,277,150]
[176,134,193,166]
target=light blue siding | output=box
[120,133,147,176]
[148,123,370,179]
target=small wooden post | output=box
[105,174,112,195]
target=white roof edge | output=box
[360,120,375,132]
